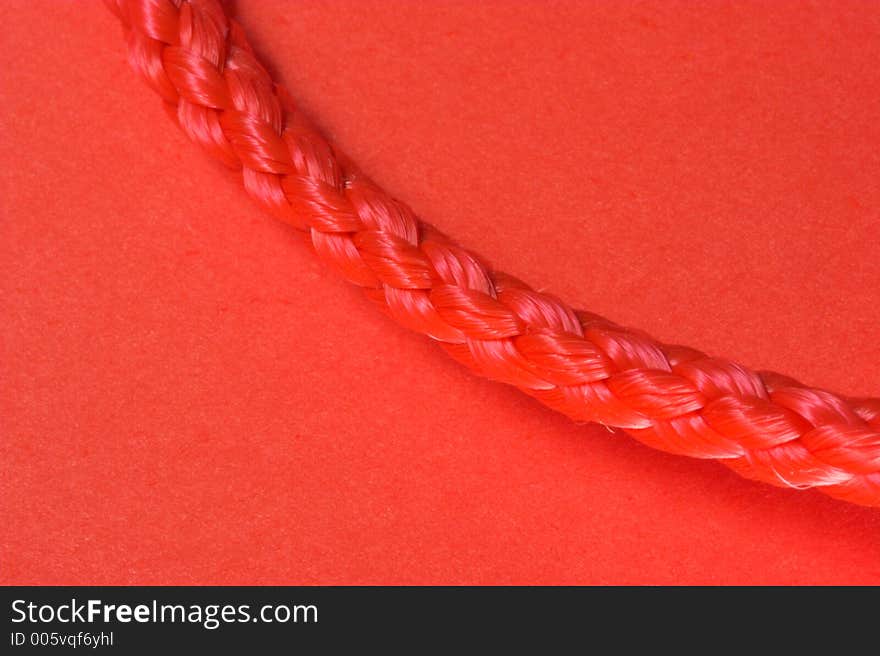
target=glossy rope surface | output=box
[105,0,880,506]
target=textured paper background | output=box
[2,1,879,584]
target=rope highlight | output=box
[105,0,880,507]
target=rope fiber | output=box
[105,0,880,507]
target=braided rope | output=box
[105,0,880,507]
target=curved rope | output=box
[105,0,880,506]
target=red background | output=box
[2,1,879,584]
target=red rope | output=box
[105,0,880,507]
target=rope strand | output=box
[105,0,880,507]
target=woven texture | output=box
[7,0,880,585]
[103,0,880,506]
